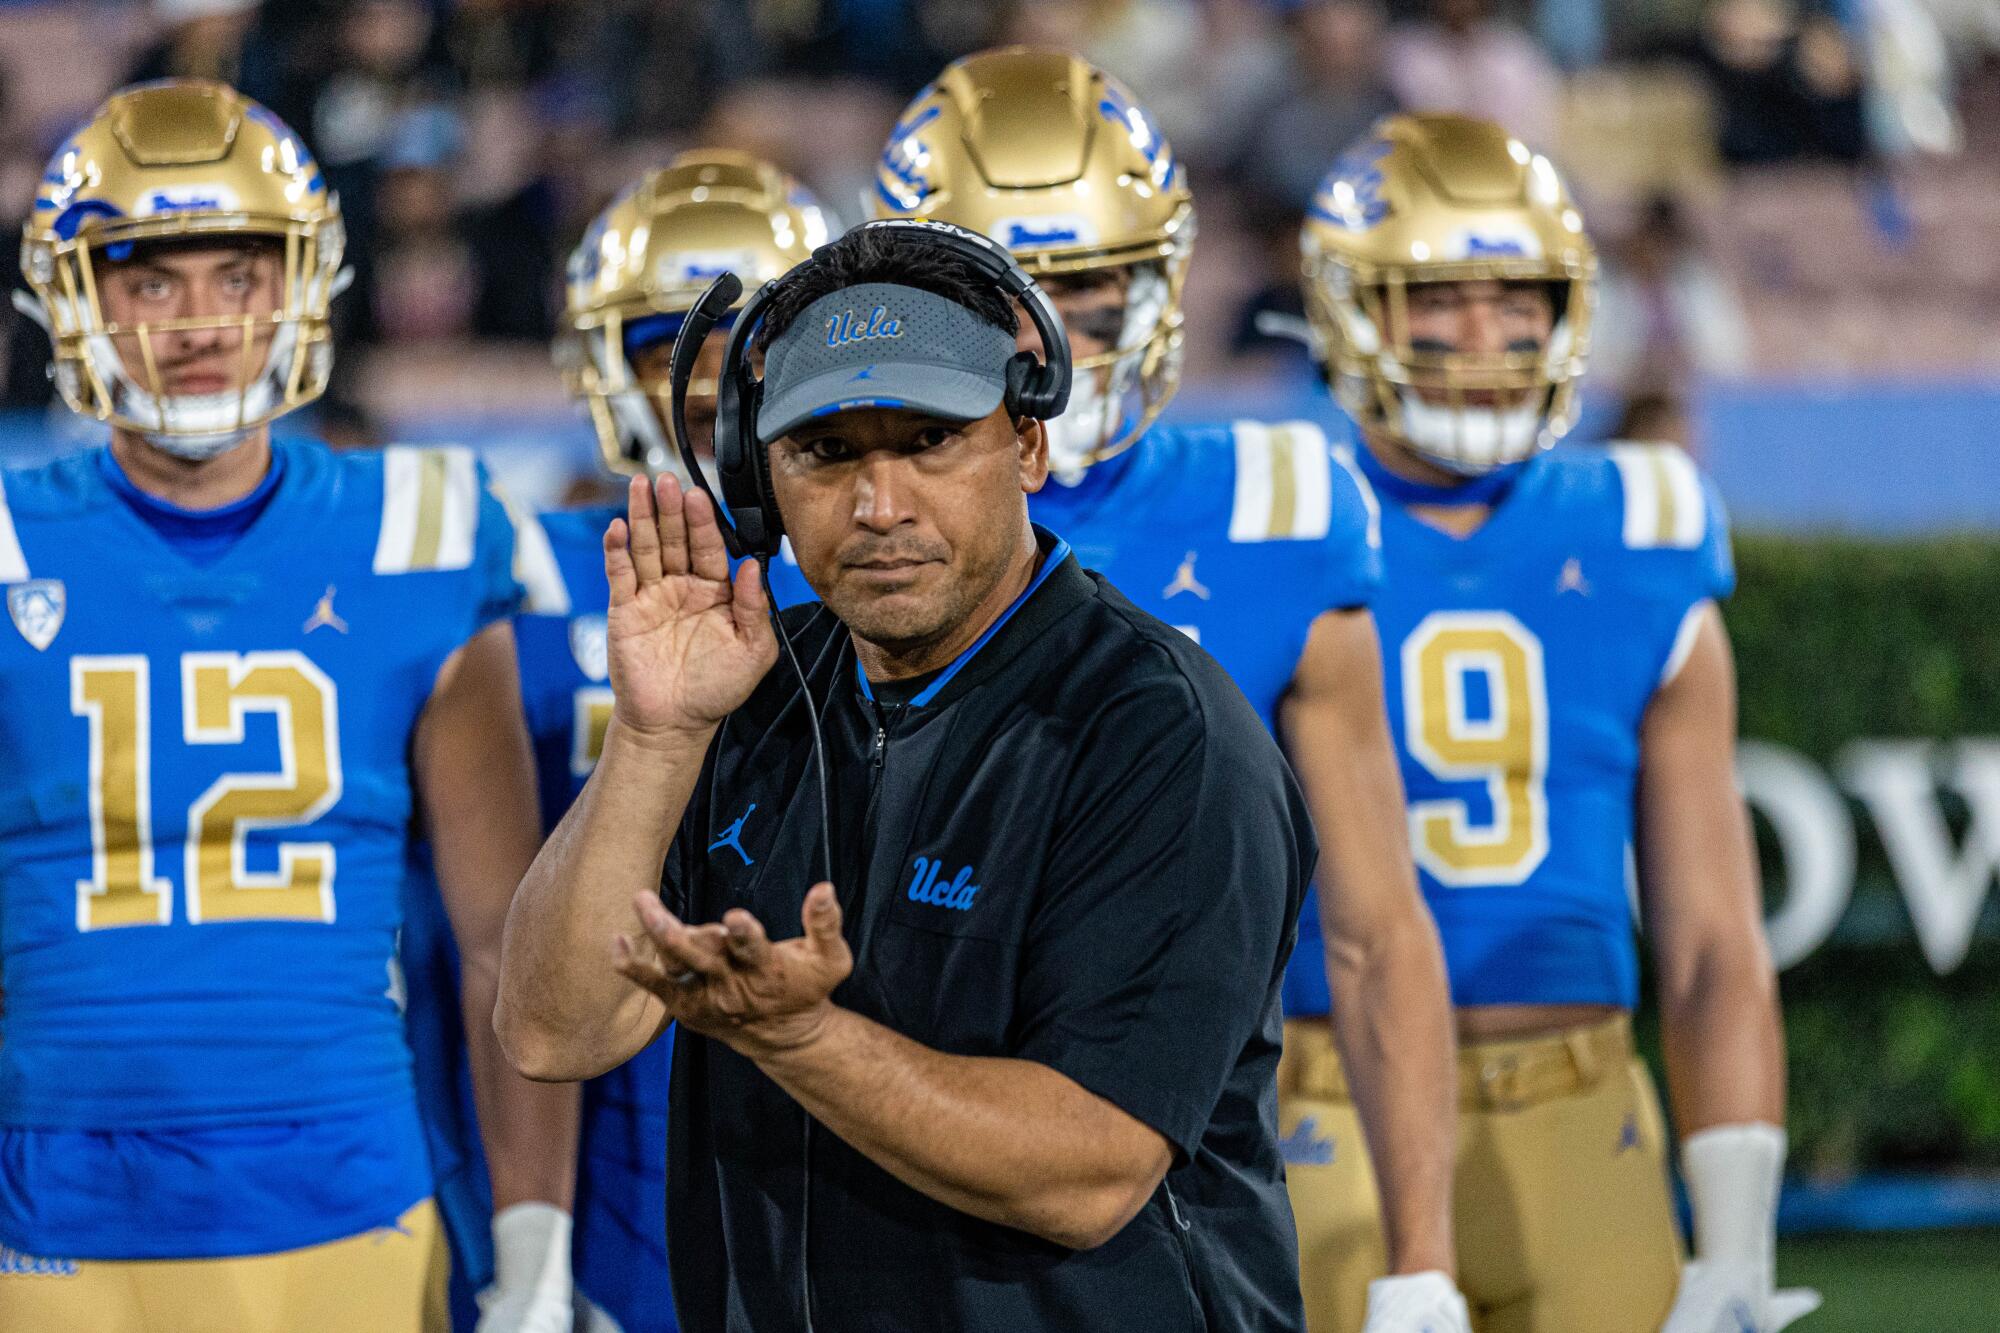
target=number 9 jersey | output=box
[0,438,519,1260]
[1288,441,1734,1016]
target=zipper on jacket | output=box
[805,698,896,1331]
[801,697,907,1329]
[1161,1179,1206,1331]
[801,1115,817,1332]
[868,700,904,770]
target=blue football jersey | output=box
[1028,420,1382,731]
[0,439,518,1259]
[1288,442,1733,1014]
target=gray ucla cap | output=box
[756,282,1017,444]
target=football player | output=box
[1292,112,1817,1333]
[0,81,577,1333]
[402,150,830,1333]
[876,49,1469,1332]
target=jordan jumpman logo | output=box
[708,804,758,866]
[303,586,349,634]
[1163,551,1211,601]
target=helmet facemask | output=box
[1042,232,1191,483]
[1306,255,1593,476]
[25,218,342,454]
[558,304,722,488]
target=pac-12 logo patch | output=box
[570,614,609,682]
[8,579,64,651]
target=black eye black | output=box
[1067,307,1125,344]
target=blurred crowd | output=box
[2,0,1997,451]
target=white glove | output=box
[1663,1260,1822,1333]
[1661,1124,1822,1333]
[1360,1270,1473,1333]
[574,1288,625,1333]
[476,1202,576,1333]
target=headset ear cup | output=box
[754,448,784,552]
[712,379,743,477]
[1004,351,1039,418]
[1007,351,1066,420]
[719,379,779,556]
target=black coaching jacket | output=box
[661,528,1314,1332]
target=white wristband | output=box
[491,1200,573,1297]
[1681,1121,1785,1270]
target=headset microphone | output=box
[667,272,746,554]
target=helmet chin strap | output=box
[1355,431,1526,508]
[1044,371,1113,486]
[1396,390,1546,475]
[140,426,255,461]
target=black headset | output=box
[667,218,1073,560]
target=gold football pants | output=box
[0,1198,449,1333]
[1280,1014,1683,1333]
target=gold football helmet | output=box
[560,150,834,476]
[1301,114,1596,474]
[872,47,1194,474]
[21,79,344,446]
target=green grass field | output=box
[1778,1230,2000,1331]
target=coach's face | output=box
[770,405,1049,651]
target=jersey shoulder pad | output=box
[1604,441,1714,551]
[0,452,126,579]
[527,504,626,618]
[368,444,488,575]
[500,495,569,617]
[1225,419,1341,543]
[1563,442,1734,604]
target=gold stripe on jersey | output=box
[1230,421,1334,542]
[409,451,448,570]
[0,475,27,581]
[1609,442,1706,549]
[374,447,481,574]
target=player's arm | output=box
[1282,606,1459,1280]
[1639,601,1816,1332]
[415,618,580,1215]
[1637,601,1784,1133]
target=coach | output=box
[497,227,1315,1331]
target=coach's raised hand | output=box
[500,473,780,1084]
[603,472,778,743]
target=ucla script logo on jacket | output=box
[906,856,980,910]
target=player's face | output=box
[1393,278,1555,407]
[96,240,286,397]
[771,405,1048,651]
[628,332,728,460]
[1025,270,1129,362]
